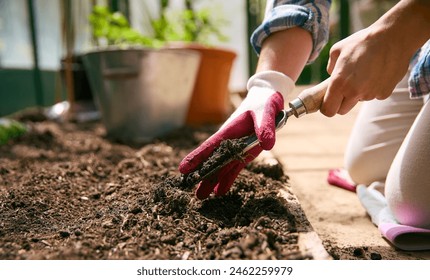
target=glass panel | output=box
[34,0,61,70]
[73,0,102,53]
[0,0,33,68]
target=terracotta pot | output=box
[167,43,236,125]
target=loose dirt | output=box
[180,136,249,188]
[0,111,313,260]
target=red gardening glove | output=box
[179,71,294,199]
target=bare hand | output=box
[321,26,410,117]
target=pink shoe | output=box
[327,168,357,192]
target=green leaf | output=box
[0,119,27,145]
[88,3,229,47]
[89,5,155,48]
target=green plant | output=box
[89,1,228,48]
[89,5,157,47]
[0,118,27,145]
[151,0,228,45]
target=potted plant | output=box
[156,0,237,125]
[81,5,202,143]
[83,1,237,143]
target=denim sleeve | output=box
[251,0,331,63]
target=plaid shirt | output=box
[251,0,430,97]
[251,0,331,63]
[409,40,430,98]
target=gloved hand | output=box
[179,70,294,199]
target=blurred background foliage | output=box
[0,0,397,117]
[88,1,228,48]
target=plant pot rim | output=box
[165,42,236,55]
[82,46,199,56]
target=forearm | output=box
[371,0,430,58]
[256,27,313,82]
[251,1,331,65]
[320,0,430,117]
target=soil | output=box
[0,110,312,260]
[181,137,249,188]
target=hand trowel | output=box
[181,78,329,187]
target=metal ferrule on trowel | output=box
[243,78,329,153]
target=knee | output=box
[386,188,430,229]
[345,154,386,185]
[346,161,371,185]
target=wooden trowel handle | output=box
[289,78,329,117]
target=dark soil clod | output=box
[179,137,250,188]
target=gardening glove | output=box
[179,70,295,199]
[357,183,430,250]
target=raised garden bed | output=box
[0,111,328,260]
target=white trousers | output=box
[344,72,430,228]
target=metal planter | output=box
[82,47,201,143]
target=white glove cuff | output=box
[246,70,295,100]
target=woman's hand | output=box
[322,26,410,117]
[321,0,430,117]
